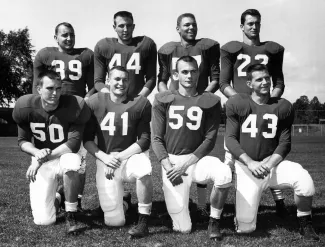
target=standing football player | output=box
[94,11,157,98]
[13,70,91,234]
[32,22,95,212]
[225,64,319,241]
[84,66,153,238]
[220,9,287,216]
[157,13,220,219]
[152,56,231,240]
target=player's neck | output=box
[243,36,260,46]
[41,100,59,112]
[180,39,195,48]
[110,93,127,103]
[58,47,73,54]
[117,37,132,45]
[178,87,198,97]
[251,93,270,105]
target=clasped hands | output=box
[27,148,51,182]
[102,153,121,180]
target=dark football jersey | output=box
[158,38,220,94]
[220,41,285,94]
[12,94,91,152]
[225,94,294,161]
[94,36,157,97]
[152,90,221,162]
[84,93,151,153]
[33,47,94,97]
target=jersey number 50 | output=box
[169,106,202,130]
[30,123,64,143]
[242,114,278,138]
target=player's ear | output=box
[36,85,42,95]
[247,80,252,88]
[240,24,244,32]
[173,71,179,81]
[54,35,58,43]
[176,25,180,34]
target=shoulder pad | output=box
[155,91,175,103]
[221,41,243,53]
[197,38,219,49]
[158,42,179,54]
[264,41,284,54]
[15,94,37,108]
[143,36,155,44]
[197,92,220,109]
[227,93,248,106]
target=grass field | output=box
[0,136,324,247]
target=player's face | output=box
[175,60,199,89]
[177,17,198,42]
[241,15,261,39]
[248,70,271,95]
[37,76,62,107]
[108,70,130,96]
[114,16,135,42]
[54,25,75,52]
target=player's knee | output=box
[211,162,232,188]
[235,217,256,234]
[133,155,152,179]
[294,168,315,197]
[60,153,81,173]
[104,209,125,227]
[33,211,56,226]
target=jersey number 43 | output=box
[241,114,278,138]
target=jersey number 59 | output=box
[168,106,202,130]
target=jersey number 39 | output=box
[242,114,278,138]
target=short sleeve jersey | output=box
[85,93,151,153]
[220,41,285,94]
[225,94,294,161]
[151,91,221,162]
[12,94,91,151]
[158,39,220,94]
[33,47,94,97]
[94,36,157,97]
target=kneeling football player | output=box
[152,56,232,240]
[84,66,153,238]
[12,70,91,234]
[225,64,319,241]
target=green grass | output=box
[0,136,324,246]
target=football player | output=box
[220,9,287,216]
[84,66,153,238]
[32,22,95,211]
[152,56,231,240]
[225,64,319,241]
[94,11,157,98]
[157,13,220,219]
[13,70,91,234]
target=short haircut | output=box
[114,11,134,25]
[36,70,61,87]
[55,22,74,35]
[175,55,198,71]
[246,64,269,81]
[108,66,129,78]
[177,13,196,27]
[241,9,261,25]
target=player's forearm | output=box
[223,86,237,98]
[48,144,73,161]
[238,153,255,166]
[161,157,173,171]
[264,154,283,170]
[205,80,219,93]
[138,87,151,97]
[20,142,40,157]
[116,143,142,161]
[84,140,106,162]
[271,87,283,98]
[158,81,168,92]
[85,87,96,98]
[184,153,199,167]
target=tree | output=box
[0,28,34,107]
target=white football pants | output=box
[235,159,315,233]
[162,154,232,233]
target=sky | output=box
[1,0,324,104]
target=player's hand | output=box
[104,166,115,180]
[247,161,269,179]
[166,163,188,185]
[34,148,51,164]
[102,154,121,169]
[26,162,42,182]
